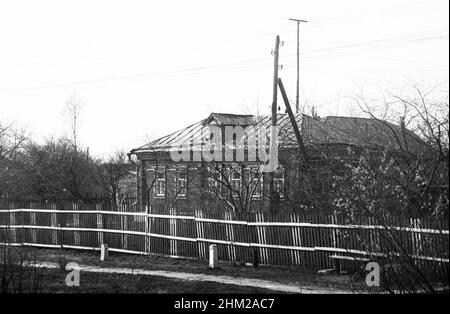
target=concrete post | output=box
[100,244,109,261]
[209,244,218,269]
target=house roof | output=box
[131,112,425,155]
[131,113,369,154]
[323,116,425,151]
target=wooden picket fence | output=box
[0,200,448,279]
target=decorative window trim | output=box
[248,166,263,199]
[274,166,285,199]
[154,167,166,198]
[208,171,221,191]
[229,169,242,195]
[207,165,226,196]
[175,166,188,198]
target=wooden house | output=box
[129,112,423,213]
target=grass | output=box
[33,268,276,293]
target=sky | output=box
[0,0,448,158]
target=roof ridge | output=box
[210,112,254,117]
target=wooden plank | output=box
[169,208,177,256]
[96,203,104,246]
[195,209,206,259]
[330,255,370,262]
[145,205,150,254]
[30,211,37,243]
[50,209,57,245]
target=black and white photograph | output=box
[0,0,448,308]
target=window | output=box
[229,170,241,192]
[274,167,285,198]
[176,168,187,197]
[249,167,263,198]
[154,169,166,197]
[208,169,220,192]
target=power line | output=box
[291,28,449,61]
[0,58,275,93]
[299,34,449,61]
[303,0,445,30]
[0,27,293,73]
[0,0,445,73]
[1,32,447,94]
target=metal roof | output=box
[131,113,367,154]
[323,116,425,151]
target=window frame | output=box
[274,166,285,199]
[175,167,188,198]
[229,169,242,193]
[208,169,220,191]
[154,168,166,198]
[248,166,263,199]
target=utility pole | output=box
[268,35,280,213]
[289,18,308,113]
[271,35,280,124]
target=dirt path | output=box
[32,261,353,294]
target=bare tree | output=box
[240,99,264,121]
[333,86,449,293]
[0,122,28,161]
[23,137,101,201]
[352,85,449,215]
[204,162,266,214]
[64,93,84,152]
[97,150,133,207]
[0,122,29,199]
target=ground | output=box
[6,248,367,293]
[35,268,277,293]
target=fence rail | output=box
[0,202,448,277]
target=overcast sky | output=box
[0,0,448,157]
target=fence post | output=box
[100,244,109,261]
[96,203,104,246]
[209,244,218,269]
[253,247,259,268]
